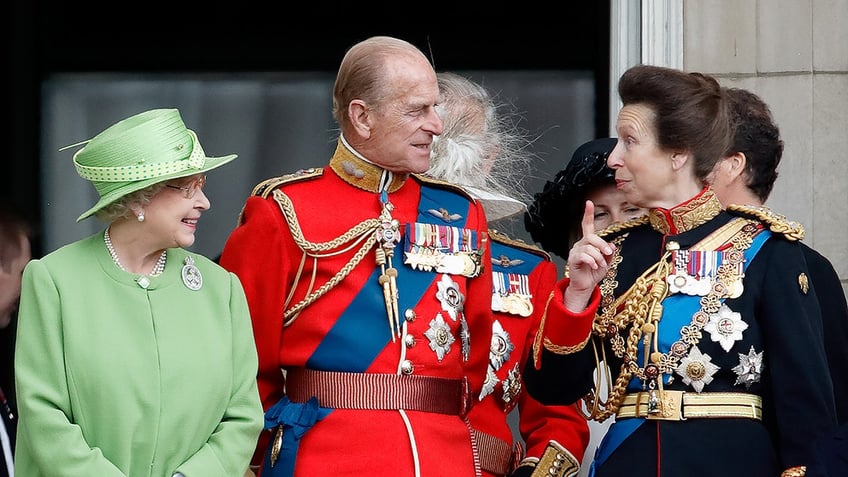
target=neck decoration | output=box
[104,227,166,279]
[648,187,722,235]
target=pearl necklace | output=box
[104,227,167,276]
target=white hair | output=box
[427,72,537,220]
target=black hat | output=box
[524,137,617,259]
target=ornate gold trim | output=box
[727,204,805,241]
[780,466,806,477]
[649,188,722,234]
[328,141,407,193]
[543,333,591,355]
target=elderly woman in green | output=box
[14,108,263,476]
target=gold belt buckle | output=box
[644,390,685,421]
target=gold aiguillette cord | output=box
[376,184,402,341]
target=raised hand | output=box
[563,200,615,312]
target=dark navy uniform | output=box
[800,243,848,423]
[525,188,837,477]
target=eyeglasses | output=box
[166,175,207,199]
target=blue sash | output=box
[307,183,470,371]
[267,183,474,475]
[590,228,771,474]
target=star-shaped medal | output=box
[704,303,748,352]
[479,365,497,400]
[489,320,514,370]
[436,274,464,321]
[501,363,522,409]
[732,345,764,389]
[424,314,455,361]
[675,346,719,393]
[459,317,471,362]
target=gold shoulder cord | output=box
[780,466,806,477]
[597,215,650,239]
[727,204,805,241]
[272,189,381,325]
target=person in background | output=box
[523,64,837,477]
[524,137,646,476]
[708,86,848,476]
[219,36,600,477]
[14,108,264,477]
[525,137,646,257]
[427,71,589,477]
[0,203,32,477]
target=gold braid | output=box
[272,189,383,323]
[584,250,673,421]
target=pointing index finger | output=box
[581,200,595,238]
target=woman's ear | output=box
[670,151,691,171]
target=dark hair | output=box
[524,138,617,259]
[724,87,783,202]
[0,204,32,273]
[618,65,732,182]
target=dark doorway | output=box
[8,2,611,257]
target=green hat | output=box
[68,108,237,221]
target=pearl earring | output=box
[137,212,145,222]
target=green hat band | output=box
[66,108,238,222]
[73,130,207,182]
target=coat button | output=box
[404,309,416,322]
[400,360,414,375]
[404,334,416,348]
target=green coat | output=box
[14,232,264,476]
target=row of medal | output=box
[403,223,481,278]
[666,249,744,298]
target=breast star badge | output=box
[424,314,455,361]
[732,345,764,389]
[675,346,719,393]
[704,303,748,352]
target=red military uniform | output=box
[221,139,497,476]
[469,231,589,477]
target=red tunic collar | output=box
[328,138,408,194]
[647,187,722,235]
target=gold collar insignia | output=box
[328,139,408,193]
[648,187,722,235]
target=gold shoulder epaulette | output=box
[412,174,476,202]
[251,168,324,198]
[727,204,805,241]
[489,229,552,261]
[597,214,650,239]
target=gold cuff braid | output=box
[543,333,591,355]
[780,466,806,477]
[529,441,580,477]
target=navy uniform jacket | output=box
[524,190,837,477]
[801,243,848,423]
[801,243,848,477]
